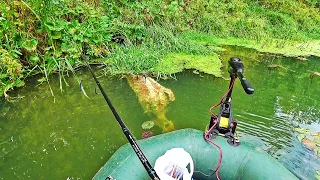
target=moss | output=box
[156,53,222,77]
[184,32,320,58]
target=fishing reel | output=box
[207,57,254,146]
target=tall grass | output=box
[105,25,212,75]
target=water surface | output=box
[1,50,320,179]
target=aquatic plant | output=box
[141,131,153,139]
[141,121,155,130]
[127,75,175,112]
[127,75,175,132]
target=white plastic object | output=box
[154,148,194,180]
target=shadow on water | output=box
[1,49,320,179]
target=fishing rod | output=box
[81,45,160,180]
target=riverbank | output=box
[185,32,320,58]
[1,0,319,97]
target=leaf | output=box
[45,20,65,32]
[75,6,84,14]
[13,0,22,6]
[22,39,38,51]
[13,12,19,18]
[5,83,13,90]
[29,53,40,65]
[74,34,84,41]
[71,20,79,27]
[15,79,25,87]
[45,22,58,31]
[68,28,76,35]
[51,31,62,39]
[170,1,178,6]
[0,74,8,79]
[54,49,62,58]
[142,121,155,130]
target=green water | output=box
[1,49,320,179]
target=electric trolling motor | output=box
[207,57,254,146]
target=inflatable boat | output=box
[93,128,297,180]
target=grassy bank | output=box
[1,0,320,97]
[184,32,320,58]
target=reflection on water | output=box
[1,51,320,179]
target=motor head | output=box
[229,57,244,74]
[228,57,254,95]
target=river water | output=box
[1,48,320,179]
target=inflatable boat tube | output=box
[93,128,297,180]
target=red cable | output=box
[205,77,236,180]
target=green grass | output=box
[104,25,216,75]
[1,0,320,97]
